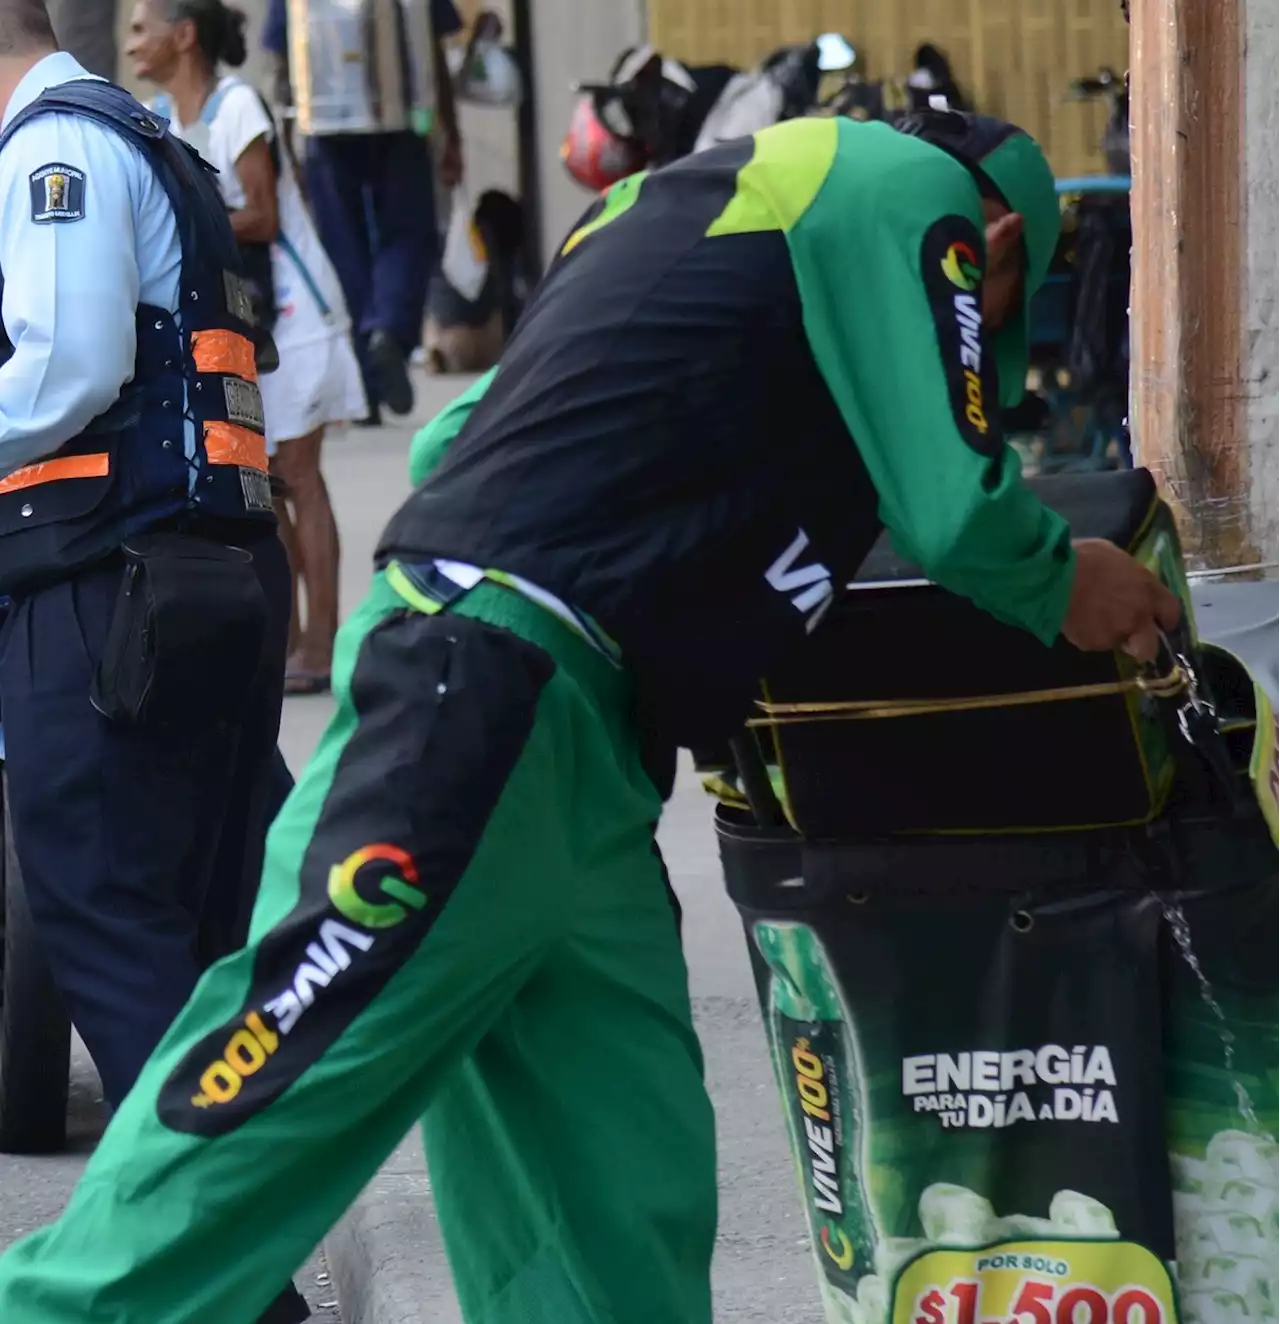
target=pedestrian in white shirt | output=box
[128,0,365,694]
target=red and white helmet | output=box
[560,94,645,193]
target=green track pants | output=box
[0,573,718,1323]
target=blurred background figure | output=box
[262,0,464,424]
[129,0,366,696]
[425,187,528,374]
[446,7,522,106]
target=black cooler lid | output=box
[852,468,1159,586]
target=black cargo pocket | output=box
[90,532,267,729]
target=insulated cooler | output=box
[717,469,1279,1324]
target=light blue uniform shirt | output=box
[0,51,184,480]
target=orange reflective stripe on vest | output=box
[0,427,264,498]
[204,422,267,472]
[0,452,110,495]
[191,329,257,381]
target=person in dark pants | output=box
[0,7,306,1320]
[263,0,463,422]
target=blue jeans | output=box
[303,131,440,398]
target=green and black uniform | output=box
[0,115,1068,1323]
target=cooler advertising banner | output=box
[748,886,1277,1324]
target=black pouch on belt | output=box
[91,532,267,728]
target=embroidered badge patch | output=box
[29,163,86,224]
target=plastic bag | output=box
[454,41,523,106]
[448,12,524,107]
[440,189,489,303]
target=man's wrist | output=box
[1042,535,1079,644]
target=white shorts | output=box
[261,330,368,452]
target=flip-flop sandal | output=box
[285,671,331,696]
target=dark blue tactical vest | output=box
[0,79,273,596]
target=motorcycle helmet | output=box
[560,94,645,193]
[576,47,702,166]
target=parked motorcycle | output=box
[561,34,854,192]
[825,42,967,123]
[1006,67,1133,472]
[690,32,855,152]
[1068,65,1129,176]
[824,72,915,123]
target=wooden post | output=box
[1129,0,1276,571]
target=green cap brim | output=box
[975,133,1061,409]
[993,304,1032,410]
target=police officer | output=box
[263,0,463,421]
[0,4,306,1319]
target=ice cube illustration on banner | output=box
[918,1184,999,1244]
[1048,1189,1120,1238]
[1172,1129,1278,1324]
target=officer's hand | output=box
[1061,538,1182,662]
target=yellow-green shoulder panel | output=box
[561,171,648,256]
[706,116,839,238]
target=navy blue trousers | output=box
[1,533,307,1323]
[267,743,295,823]
[303,130,440,398]
[0,529,291,1110]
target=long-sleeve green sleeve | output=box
[786,121,1074,645]
[407,368,498,487]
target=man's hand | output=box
[1061,538,1183,662]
